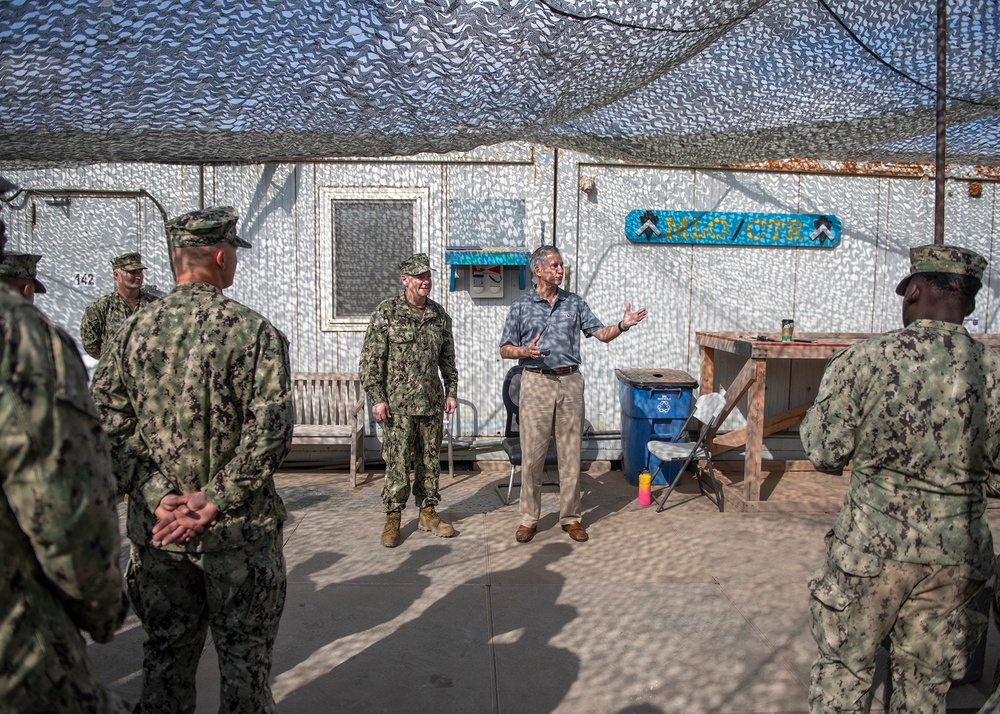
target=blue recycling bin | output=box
[616,368,698,486]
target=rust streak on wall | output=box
[718,158,1000,181]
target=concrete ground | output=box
[89,464,1000,713]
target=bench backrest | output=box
[290,372,365,427]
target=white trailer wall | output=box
[2,146,996,457]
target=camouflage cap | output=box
[0,252,46,293]
[110,251,146,271]
[398,253,434,275]
[165,205,252,249]
[895,244,988,295]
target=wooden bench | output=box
[290,372,367,486]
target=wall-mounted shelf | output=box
[445,248,531,292]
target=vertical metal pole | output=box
[934,0,947,245]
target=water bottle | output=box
[638,468,652,507]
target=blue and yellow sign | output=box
[625,210,841,248]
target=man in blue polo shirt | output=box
[499,245,647,543]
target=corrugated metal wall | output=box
[2,145,996,451]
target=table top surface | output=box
[697,330,1000,359]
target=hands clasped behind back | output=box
[152,491,219,546]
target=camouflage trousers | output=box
[1,607,130,714]
[126,528,286,714]
[976,570,1000,714]
[381,413,443,512]
[808,535,988,713]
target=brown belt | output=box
[524,365,579,376]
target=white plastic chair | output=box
[646,392,727,512]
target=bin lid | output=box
[615,368,698,389]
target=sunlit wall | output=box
[2,144,996,453]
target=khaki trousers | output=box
[518,369,584,527]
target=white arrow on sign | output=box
[636,220,661,238]
[809,224,834,242]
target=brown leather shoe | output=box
[561,521,589,542]
[515,525,537,543]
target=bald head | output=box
[172,242,238,290]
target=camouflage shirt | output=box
[91,281,293,553]
[80,288,159,359]
[0,284,126,702]
[359,294,458,416]
[801,319,1000,571]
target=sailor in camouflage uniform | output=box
[80,251,158,359]
[0,250,46,303]
[359,253,459,547]
[0,177,130,713]
[802,245,1000,713]
[91,206,293,714]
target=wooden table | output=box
[697,331,871,508]
[697,330,1000,510]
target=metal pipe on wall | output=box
[934,0,947,245]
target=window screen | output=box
[333,200,414,318]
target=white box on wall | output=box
[470,265,503,297]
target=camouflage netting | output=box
[1,0,998,166]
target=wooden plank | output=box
[700,346,715,397]
[335,380,343,424]
[716,460,851,475]
[714,401,815,453]
[723,357,758,408]
[743,359,767,502]
[696,331,873,360]
[764,402,812,433]
[708,357,757,448]
[293,425,354,436]
[292,381,304,424]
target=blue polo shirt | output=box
[499,288,604,370]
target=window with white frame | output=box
[318,186,430,330]
[333,200,414,318]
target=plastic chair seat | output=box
[646,391,726,513]
[647,441,707,462]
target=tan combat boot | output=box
[381,511,401,548]
[418,506,456,538]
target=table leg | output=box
[700,346,715,396]
[700,346,717,451]
[743,358,767,502]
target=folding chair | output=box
[646,392,726,512]
[496,365,559,505]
